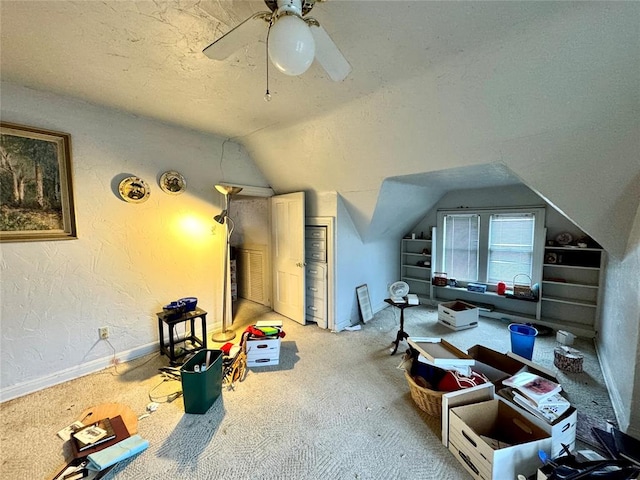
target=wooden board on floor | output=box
[48,403,138,480]
[77,402,138,434]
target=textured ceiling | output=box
[2,1,638,248]
[0,0,577,140]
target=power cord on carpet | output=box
[98,346,160,377]
[148,374,183,405]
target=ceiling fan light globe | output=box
[268,14,315,76]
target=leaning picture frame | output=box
[356,284,374,323]
[1,122,77,242]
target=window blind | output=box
[488,213,534,284]
[442,214,479,282]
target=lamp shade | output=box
[213,210,227,224]
[268,14,315,76]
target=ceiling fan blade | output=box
[203,12,270,61]
[309,23,351,82]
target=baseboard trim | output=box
[596,341,628,430]
[0,342,158,403]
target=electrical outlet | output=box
[99,327,109,340]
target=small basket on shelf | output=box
[432,272,448,287]
[512,274,534,299]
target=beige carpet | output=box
[0,301,616,479]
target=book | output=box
[86,434,149,471]
[521,390,570,407]
[73,418,115,451]
[512,392,570,423]
[70,415,130,458]
[502,371,562,405]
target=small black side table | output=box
[384,298,419,355]
[157,307,208,365]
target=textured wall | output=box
[599,206,640,435]
[0,83,269,399]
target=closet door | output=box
[271,192,306,324]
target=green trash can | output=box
[180,349,223,414]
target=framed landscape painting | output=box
[0,122,77,242]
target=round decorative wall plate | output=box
[118,176,151,203]
[159,170,186,195]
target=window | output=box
[488,213,534,283]
[437,207,544,289]
[442,214,479,282]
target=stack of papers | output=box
[503,371,570,423]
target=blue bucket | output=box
[509,323,538,360]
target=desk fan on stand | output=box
[389,281,410,303]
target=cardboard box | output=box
[442,383,496,448]
[246,353,279,367]
[407,337,475,369]
[246,338,280,367]
[467,283,487,293]
[448,399,551,480]
[466,344,577,457]
[245,329,281,367]
[438,301,479,331]
[556,330,576,345]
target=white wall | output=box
[599,205,640,436]
[334,196,398,331]
[0,83,270,400]
[229,197,270,247]
[413,184,587,242]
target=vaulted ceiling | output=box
[1,1,638,254]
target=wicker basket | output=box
[404,370,444,416]
[512,274,534,298]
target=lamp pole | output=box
[212,185,242,342]
[212,216,236,342]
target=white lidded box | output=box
[448,399,551,480]
[246,320,282,367]
[556,330,576,345]
[438,301,479,331]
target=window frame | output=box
[436,207,546,291]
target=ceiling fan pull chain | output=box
[264,19,274,102]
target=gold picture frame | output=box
[0,122,77,242]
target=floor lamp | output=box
[212,184,242,342]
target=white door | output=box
[271,192,306,324]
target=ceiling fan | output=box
[202,0,351,82]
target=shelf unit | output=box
[398,228,605,338]
[540,246,605,335]
[400,237,432,302]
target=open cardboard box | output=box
[437,301,479,331]
[467,344,556,383]
[463,344,577,458]
[448,399,552,480]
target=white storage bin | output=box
[438,301,479,330]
